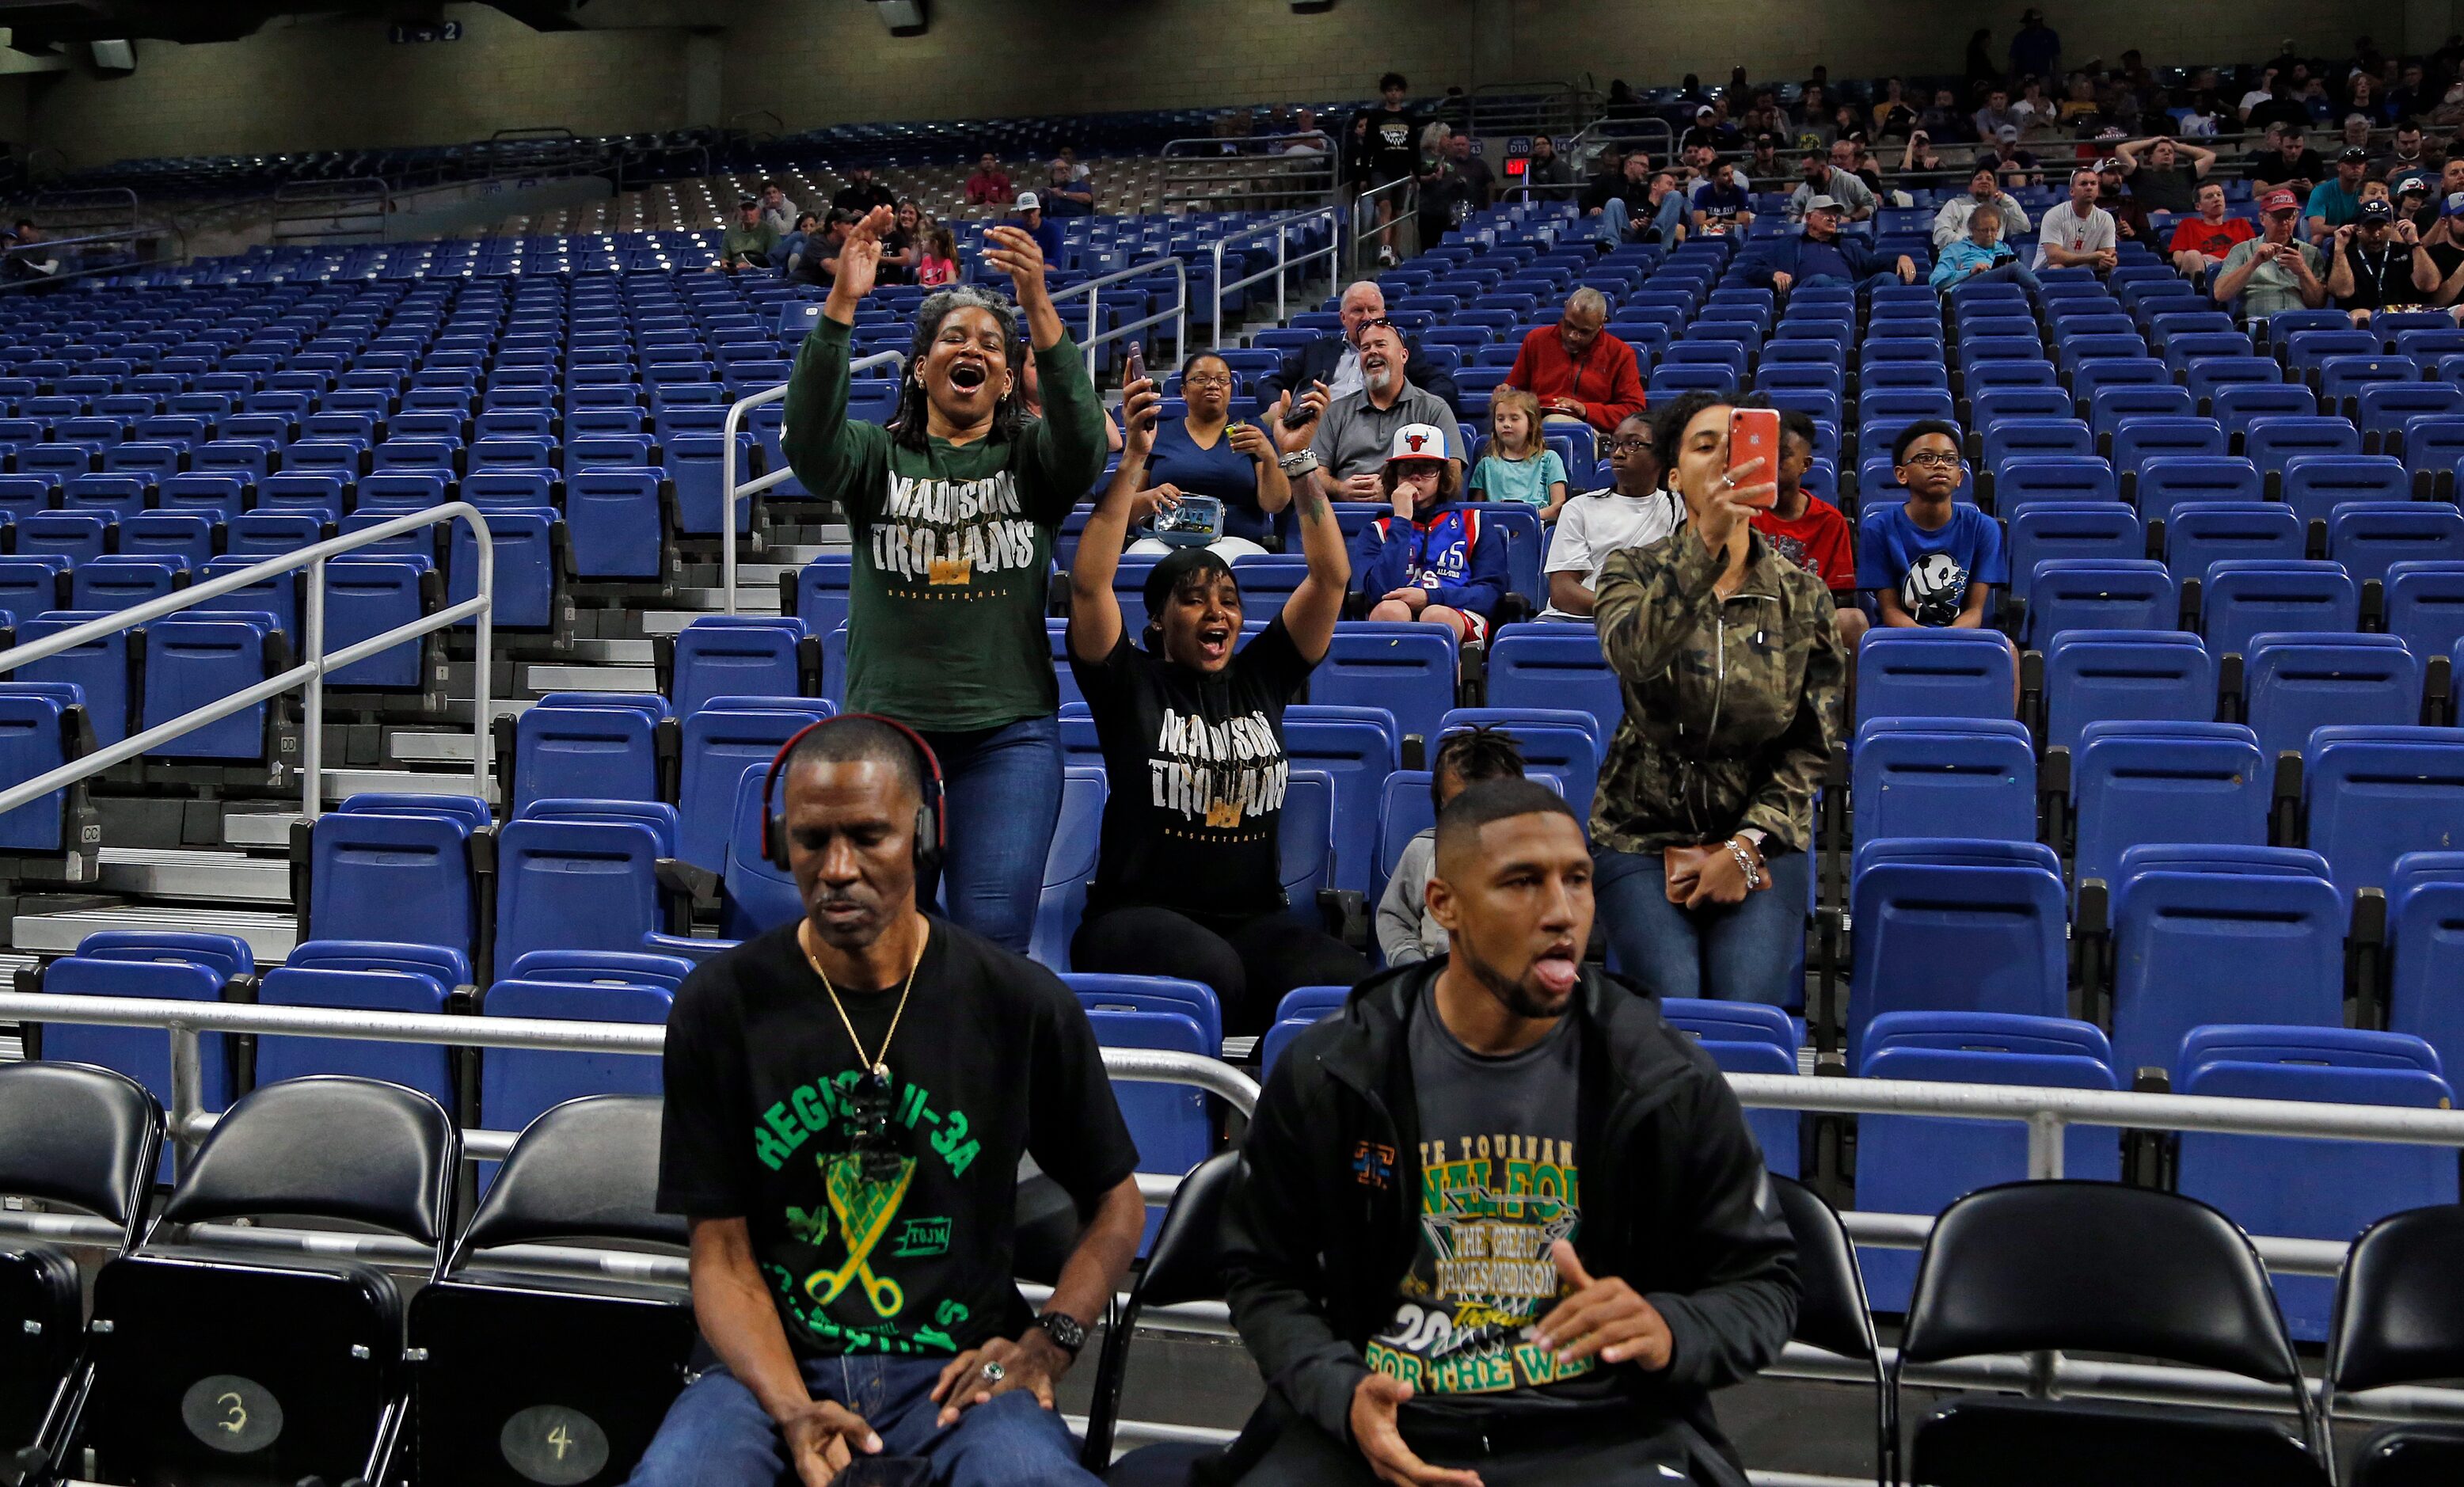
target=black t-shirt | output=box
[2249,149,2326,190]
[2336,238,2415,310]
[2428,241,2464,290]
[1069,614,1314,920]
[833,182,898,215]
[1358,105,1424,182]
[2130,162,2200,214]
[657,917,1138,1359]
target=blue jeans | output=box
[915,716,1063,954]
[1596,196,1630,247]
[1595,846,1811,1006]
[1949,261,2043,294]
[627,1356,1097,1487]
[1793,272,1899,293]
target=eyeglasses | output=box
[1182,373,1234,387]
[841,1068,904,1183]
[1901,451,1963,470]
[1607,437,1654,455]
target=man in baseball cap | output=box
[2215,187,2327,318]
[1351,423,1507,644]
[2412,189,2464,321]
[1010,190,1063,274]
[2328,196,2416,325]
[2306,145,2371,245]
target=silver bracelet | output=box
[1278,451,1319,477]
[1725,837,1762,892]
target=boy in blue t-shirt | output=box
[1856,420,2009,629]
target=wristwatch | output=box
[1035,1310,1087,1360]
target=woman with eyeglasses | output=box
[1131,350,1291,553]
[1588,393,1846,1005]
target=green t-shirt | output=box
[781,316,1106,730]
[724,222,779,266]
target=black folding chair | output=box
[0,1064,159,1481]
[1894,1181,2328,1486]
[1079,1151,1238,1483]
[1770,1174,1890,1487]
[2326,1203,2464,1485]
[51,1075,456,1487]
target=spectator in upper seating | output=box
[1064,374,1362,1036]
[1590,393,1843,1002]
[1754,410,1865,647]
[2180,93,2225,139]
[1932,162,2032,247]
[2340,112,2379,157]
[831,167,894,217]
[1135,351,1291,550]
[1470,388,1570,520]
[2168,181,2259,276]
[2032,167,2117,271]
[2011,6,2061,82]
[2329,198,2420,325]
[1010,193,1065,273]
[2421,158,2464,234]
[1350,424,1506,645]
[2375,118,2432,184]
[2306,146,2373,244]
[1041,161,1094,218]
[1930,202,2040,296]
[964,153,1014,207]
[2409,190,2464,318]
[1524,132,1571,189]
[1218,774,1800,1487]
[716,196,779,273]
[2012,77,2058,139]
[1858,420,2007,635]
[2,220,58,290]
[1050,144,1089,182]
[1278,319,1464,501]
[1445,131,1495,211]
[1748,196,1918,295]
[1254,280,1460,415]
[2247,77,2317,136]
[1784,148,1877,222]
[633,716,1143,1487]
[757,181,799,235]
[1973,86,2022,142]
[1871,76,1920,139]
[779,211,819,271]
[1503,288,1647,435]
[2249,124,2327,196]
[1920,85,1969,141]
[1977,124,2042,188]
[1748,130,1783,182]
[1542,409,1680,622]
[1582,149,1656,243]
[1375,728,1527,966]
[1356,71,1424,267]
[2214,188,2329,317]
[782,208,1107,954]
[915,226,960,288]
[785,211,848,287]
[2114,135,2215,214]
[874,201,922,283]
[1630,170,1693,247]
[1900,129,1951,181]
[2096,158,2155,246]
[1690,159,1755,235]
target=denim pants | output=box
[914,715,1063,954]
[1596,196,1631,247]
[1595,846,1811,1006]
[1950,261,2043,294]
[626,1356,1097,1487]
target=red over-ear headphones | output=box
[759,713,947,876]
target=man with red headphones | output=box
[638,714,1146,1487]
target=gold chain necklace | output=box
[799,918,926,1078]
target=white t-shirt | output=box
[2237,89,2275,119]
[2032,201,2116,269]
[1540,488,1684,619]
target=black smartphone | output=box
[837,1456,932,1487]
[1280,391,1321,429]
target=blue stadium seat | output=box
[1846,839,2068,1063]
[2134,456,2264,527]
[665,432,759,536]
[324,556,431,690]
[1283,706,1403,896]
[2175,1026,2457,1341]
[1485,624,1618,726]
[2327,502,2464,587]
[1850,718,2036,844]
[493,816,669,970]
[447,507,561,632]
[2201,561,2359,660]
[2108,849,2346,1078]
[119,513,215,570]
[2165,504,2305,591]
[1854,629,2017,723]
[2305,727,2464,906]
[506,695,669,814]
[666,617,811,718]
[2070,722,2266,893]
[1660,998,1799,1177]
[17,611,133,745]
[306,800,485,972]
[476,976,671,1139]
[1854,1011,2120,1310]
[1032,766,1105,972]
[1087,1006,1214,1241]
[69,556,183,614]
[675,699,831,874]
[0,682,93,854]
[1313,622,1455,750]
[2021,560,2176,648]
[1437,708,1599,816]
[2280,455,2406,526]
[715,767,801,942]
[2386,562,2464,665]
[2388,854,2464,1079]
[565,469,669,580]
[253,966,453,1106]
[38,952,236,1172]
[2009,503,2143,603]
[1990,456,2114,512]
[2246,637,2423,761]
[141,613,279,761]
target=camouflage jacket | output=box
[1591,523,1846,854]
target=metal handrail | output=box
[0,503,493,820]
[1208,205,1340,348]
[1049,253,1189,378]
[717,348,906,614]
[1347,175,1418,276]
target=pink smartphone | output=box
[1124,340,1146,390]
[1728,407,1781,511]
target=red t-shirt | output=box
[2169,216,2257,260]
[1755,495,1856,593]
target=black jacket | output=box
[1256,334,1462,419]
[1216,960,1799,1482]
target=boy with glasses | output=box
[1856,420,2006,631]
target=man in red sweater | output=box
[1502,287,1646,434]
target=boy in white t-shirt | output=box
[1540,410,1683,620]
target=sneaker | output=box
[1377,244,1397,268]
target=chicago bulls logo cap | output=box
[1384,423,1449,466]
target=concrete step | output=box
[564,639,657,664]
[222,811,301,848]
[13,905,298,961]
[389,731,477,765]
[523,664,657,693]
[94,847,291,905]
[769,540,851,563]
[637,610,702,637]
[666,588,788,614]
[322,768,496,806]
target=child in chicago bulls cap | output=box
[1350,423,1510,647]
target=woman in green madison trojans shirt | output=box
[785,207,1108,952]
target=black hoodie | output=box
[1215,959,1799,1483]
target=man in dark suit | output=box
[1256,279,1462,417]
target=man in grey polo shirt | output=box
[1271,319,1462,502]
